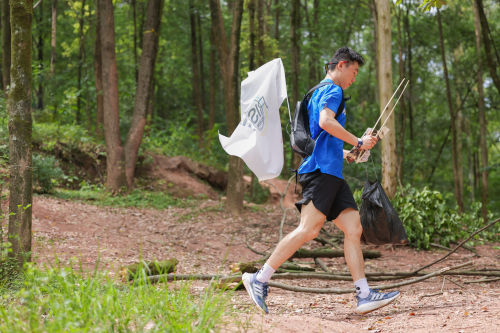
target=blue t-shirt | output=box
[298,79,346,179]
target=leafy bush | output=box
[32,154,64,194]
[392,185,497,250]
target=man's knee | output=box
[296,222,322,242]
[343,215,363,239]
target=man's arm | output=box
[319,107,377,149]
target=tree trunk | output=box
[99,0,127,190]
[395,5,406,185]
[76,0,86,124]
[473,0,488,221]
[197,13,206,112]
[189,0,204,149]
[248,0,256,71]
[132,0,138,83]
[50,0,57,75]
[257,0,264,66]
[2,0,10,97]
[94,4,104,138]
[290,0,300,169]
[475,0,500,95]
[375,0,397,199]
[124,0,164,188]
[145,79,154,136]
[274,0,279,43]
[405,4,413,141]
[8,0,33,269]
[369,0,379,104]
[437,9,463,213]
[313,0,319,82]
[208,29,216,130]
[208,0,244,215]
[36,0,43,110]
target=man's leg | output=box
[333,207,400,314]
[242,201,326,313]
[332,208,365,281]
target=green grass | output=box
[51,188,200,210]
[0,263,232,332]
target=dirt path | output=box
[32,195,500,332]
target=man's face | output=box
[340,61,359,89]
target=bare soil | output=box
[32,195,500,332]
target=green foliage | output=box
[0,263,230,332]
[32,154,64,194]
[52,186,198,210]
[392,186,497,250]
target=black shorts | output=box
[295,170,358,221]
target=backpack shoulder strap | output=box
[305,81,334,98]
[335,89,344,120]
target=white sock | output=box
[256,263,276,283]
[354,278,370,298]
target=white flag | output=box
[219,58,287,181]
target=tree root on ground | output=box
[291,248,381,259]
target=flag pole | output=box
[286,96,292,123]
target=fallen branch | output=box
[245,231,267,256]
[414,217,500,273]
[464,277,500,284]
[314,235,341,250]
[450,240,477,254]
[419,276,445,300]
[266,261,473,294]
[430,243,453,251]
[218,272,404,283]
[444,276,466,289]
[291,248,381,259]
[315,258,330,273]
[264,174,295,242]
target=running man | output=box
[242,47,400,315]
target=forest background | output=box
[1,0,499,230]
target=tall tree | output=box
[475,0,500,95]
[197,13,206,112]
[290,0,300,168]
[208,0,244,215]
[50,0,57,75]
[395,4,406,184]
[94,4,104,137]
[208,29,216,130]
[36,0,44,109]
[273,0,279,43]
[132,0,138,82]
[375,0,397,198]
[473,0,488,221]
[189,1,204,148]
[123,0,164,187]
[404,3,413,141]
[8,0,33,268]
[99,0,127,190]
[2,0,11,97]
[257,0,264,66]
[437,9,463,213]
[248,0,256,71]
[76,0,86,123]
[304,0,319,88]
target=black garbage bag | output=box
[359,179,408,245]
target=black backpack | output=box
[289,82,350,159]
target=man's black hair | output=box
[328,47,365,71]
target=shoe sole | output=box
[356,293,400,315]
[242,273,268,314]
